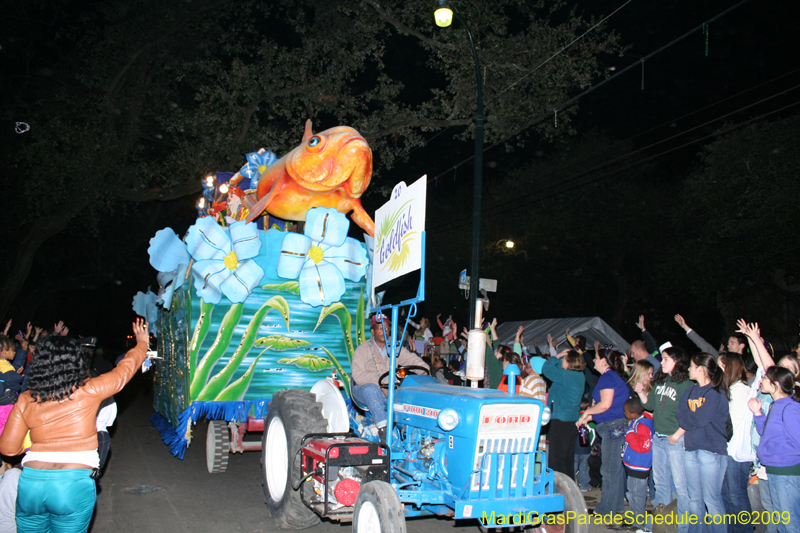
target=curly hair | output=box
[654,346,690,384]
[26,336,90,403]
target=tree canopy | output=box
[1,0,623,323]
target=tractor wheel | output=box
[206,420,230,474]
[262,389,327,529]
[353,481,406,533]
[531,471,588,533]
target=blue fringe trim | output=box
[151,400,271,459]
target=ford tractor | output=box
[260,312,588,533]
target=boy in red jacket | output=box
[622,397,654,533]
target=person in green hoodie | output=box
[635,345,694,533]
[542,349,586,477]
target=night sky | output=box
[3,0,799,354]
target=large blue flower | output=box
[132,289,159,328]
[148,228,191,310]
[185,217,264,305]
[277,207,368,307]
[238,150,277,190]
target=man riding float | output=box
[351,314,429,442]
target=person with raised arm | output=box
[0,318,150,532]
[748,367,800,533]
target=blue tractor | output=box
[260,325,588,533]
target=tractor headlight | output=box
[437,408,459,431]
[541,406,551,425]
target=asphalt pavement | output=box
[88,382,618,533]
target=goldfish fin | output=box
[349,203,375,237]
[302,119,313,143]
[244,179,286,223]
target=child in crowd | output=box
[574,398,593,491]
[622,397,654,533]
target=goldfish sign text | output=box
[378,206,413,266]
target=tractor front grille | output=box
[470,404,541,497]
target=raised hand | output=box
[636,315,645,331]
[674,314,689,331]
[547,333,554,348]
[594,340,601,353]
[2,319,10,336]
[133,318,149,345]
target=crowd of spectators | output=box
[406,313,800,533]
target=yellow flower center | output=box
[258,164,267,174]
[308,245,324,264]
[224,250,239,270]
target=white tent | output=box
[496,317,630,354]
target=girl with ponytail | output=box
[675,353,731,533]
[749,366,800,532]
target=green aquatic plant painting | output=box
[278,354,334,372]
[153,227,368,431]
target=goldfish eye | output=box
[308,136,321,148]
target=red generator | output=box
[299,433,390,520]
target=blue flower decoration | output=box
[362,233,384,307]
[277,207,368,307]
[133,289,159,330]
[238,150,277,190]
[185,217,264,305]
[148,228,191,310]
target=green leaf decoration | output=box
[318,346,351,399]
[384,233,416,272]
[188,300,214,378]
[195,297,291,401]
[189,303,243,399]
[277,354,334,372]
[254,335,312,351]
[261,281,300,295]
[375,199,413,253]
[313,303,354,356]
[214,353,264,401]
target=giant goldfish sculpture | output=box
[242,120,375,236]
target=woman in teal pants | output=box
[0,319,149,532]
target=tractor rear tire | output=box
[533,471,588,533]
[353,481,406,533]
[206,420,229,474]
[262,389,327,529]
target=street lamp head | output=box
[434,0,453,27]
[505,240,514,249]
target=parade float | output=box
[136,120,375,469]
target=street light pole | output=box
[435,2,485,329]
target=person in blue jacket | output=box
[748,366,800,533]
[675,353,730,533]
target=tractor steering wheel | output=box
[379,365,431,389]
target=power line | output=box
[429,100,800,237]
[404,0,636,159]
[428,0,753,184]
